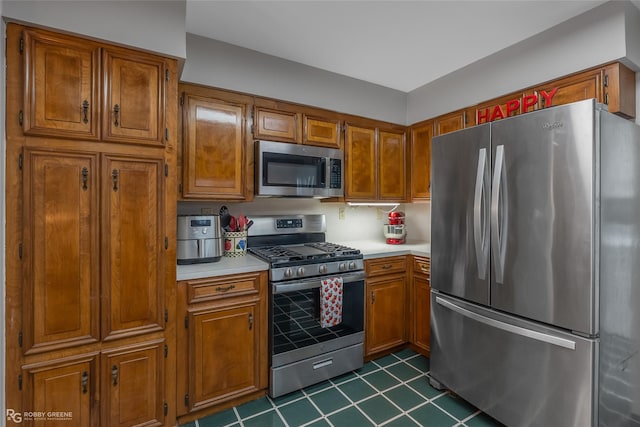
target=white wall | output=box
[177,199,430,244]
[1,0,186,60]
[407,1,632,124]
[181,34,408,125]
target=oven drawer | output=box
[270,343,363,398]
[185,272,262,303]
[365,256,407,277]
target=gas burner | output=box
[249,246,305,262]
[305,242,361,257]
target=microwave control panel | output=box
[330,159,342,189]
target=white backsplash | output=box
[177,199,431,243]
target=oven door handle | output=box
[272,271,366,294]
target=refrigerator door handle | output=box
[435,296,576,350]
[491,144,507,283]
[473,148,489,280]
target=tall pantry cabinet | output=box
[5,24,178,426]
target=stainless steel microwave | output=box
[255,140,344,198]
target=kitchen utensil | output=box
[237,214,247,231]
[219,205,231,231]
[245,220,254,230]
[229,215,237,232]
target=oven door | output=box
[271,271,365,368]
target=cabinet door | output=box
[22,28,100,139]
[22,149,100,353]
[529,68,602,113]
[187,301,262,411]
[304,116,342,148]
[412,257,431,355]
[182,95,246,199]
[434,109,467,136]
[23,354,97,427]
[410,122,433,201]
[603,62,636,119]
[345,125,376,201]
[102,341,164,427]
[365,274,406,356]
[378,130,406,201]
[254,107,299,142]
[102,155,165,340]
[103,48,165,145]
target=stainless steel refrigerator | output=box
[430,99,640,427]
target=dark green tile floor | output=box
[182,348,504,427]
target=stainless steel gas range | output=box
[248,215,365,397]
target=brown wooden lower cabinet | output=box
[21,340,165,427]
[101,340,165,427]
[410,256,431,356]
[364,256,408,357]
[177,271,268,419]
[22,354,98,427]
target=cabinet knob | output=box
[112,365,118,386]
[81,371,89,394]
[113,104,120,127]
[82,100,89,124]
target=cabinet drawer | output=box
[185,272,262,303]
[413,257,430,277]
[365,256,407,277]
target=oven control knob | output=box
[319,265,327,274]
[348,262,356,270]
[297,267,305,276]
[339,263,346,271]
[284,268,293,278]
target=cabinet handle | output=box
[215,284,236,292]
[81,167,88,191]
[81,371,88,394]
[112,365,118,386]
[381,264,392,270]
[113,104,120,127]
[604,93,609,105]
[248,313,253,330]
[82,100,89,124]
[371,291,375,304]
[112,169,119,192]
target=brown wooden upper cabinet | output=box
[434,109,467,136]
[21,26,167,145]
[181,91,248,199]
[409,121,433,201]
[378,130,406,201]
[22,28,101,140]
[345,124,406,202]
[102,47,166,145]
[254,107,300,143]
[525,63,635,118]
[345,125,377,201]
[303,115,342,149]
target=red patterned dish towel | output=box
[320,277,343,328]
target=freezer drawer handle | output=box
[473,147,490,280]
[491,145,508,284]
[435,296,576,350]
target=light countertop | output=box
[334,239,430,259]
[176,255,269,281]
[176,240,430,281]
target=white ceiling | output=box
[186,1,620,93]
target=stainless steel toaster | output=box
[177,215,223,264]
